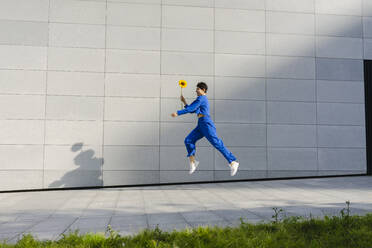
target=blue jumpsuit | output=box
[177,95,237,164]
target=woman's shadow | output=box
[49,142,104,188]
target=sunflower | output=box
[179,80,187,88]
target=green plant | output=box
[271,207,284,224]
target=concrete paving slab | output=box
[116,225,150,236]
[110,214,147,227]
[147,212,186,225]
[68,217,110,231]
[149,222,192,232]
[181,210,225,223]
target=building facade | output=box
[0,0,370,191]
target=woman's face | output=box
[196,87,205,96]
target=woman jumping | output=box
[171,82,239,176]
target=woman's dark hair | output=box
[197,82,208,93]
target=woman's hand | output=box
[171,112,178,117]
[180,95,186,105]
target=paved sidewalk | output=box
[0,176,372,243]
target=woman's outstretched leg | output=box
[202,123,236,163]
[201,121,239,176]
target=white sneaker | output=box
[230,161,239,176]
[189,160,199,174]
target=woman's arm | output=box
[176,96,202,116]
[181,95,187,106]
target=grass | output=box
[1,201,372,248]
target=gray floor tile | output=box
[147,212,186,225]
[68,217,110,231]
[110,214,147,227]
[181,210,225,222]
[149,222,191,232]
[117,225,149,237]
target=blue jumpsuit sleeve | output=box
[177,96,202,116]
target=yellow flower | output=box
[179,80,187,88]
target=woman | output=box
[171,82,239,176]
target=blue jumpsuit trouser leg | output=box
[184,117,236,164]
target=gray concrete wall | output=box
[0,0,368,191]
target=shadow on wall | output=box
[49,142,104,188]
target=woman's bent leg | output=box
[184,126,204,157]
